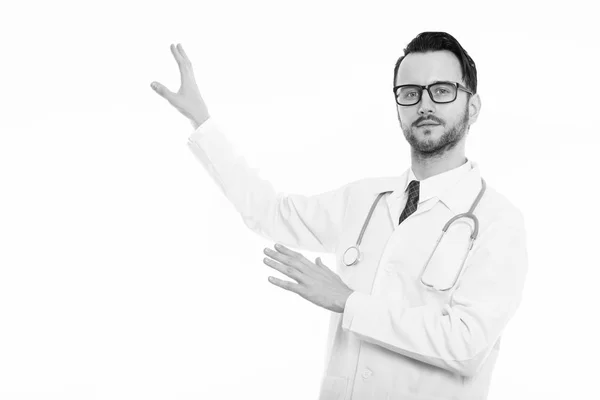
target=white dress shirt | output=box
[387,159,472,230]
[187,118,528,400]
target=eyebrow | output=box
[404,80,453,86]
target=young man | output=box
[152,31,528,400]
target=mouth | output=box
[417,123,440,127]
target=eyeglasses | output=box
[393,81,473,106]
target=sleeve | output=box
[186,117,352,254]
[341,212,529,377]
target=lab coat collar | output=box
[438,161,484,214]
[399,158,473,205]
[375,160,484,218]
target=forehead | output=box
[396,50,463,86]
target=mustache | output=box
[414,117,443,126]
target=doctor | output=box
[151,32,528,400]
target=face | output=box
[395,50,480,158]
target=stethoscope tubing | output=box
[343,178,486,291]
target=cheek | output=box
[443,103,468,124]
[398,110,414,124]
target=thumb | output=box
[316,257,331,271]
[150,81,174,100]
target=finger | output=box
[269,245,329,281]
[273,243,313,267]
[315,257,333,270]
[170,43,185,65]
[264,258,303,283]
[313,257,335,279]
[315,257,325,268]
[177,43,191,64]
[150,81,174,100]
[264,246,307,272]
[268,276,302,294]
[170,43,181,65]
[170,43,194,86]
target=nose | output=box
[418,90,436,115]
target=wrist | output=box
[192,114,210,129]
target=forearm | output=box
[341,214,528,376]
[341,292,511,377]
[185,118,349,254]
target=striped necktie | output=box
[399,179,420,225]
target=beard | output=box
[400,103,470,159]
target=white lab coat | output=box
[187,118,528,400]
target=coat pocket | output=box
[318,376,348,400]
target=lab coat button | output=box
[361,369,372,379]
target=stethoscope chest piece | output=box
[343,245,360,266]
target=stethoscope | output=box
[342,178,486,292]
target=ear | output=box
[468,93,482,125]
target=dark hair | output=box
[393,32,478,94]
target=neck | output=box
[410,146,467,181]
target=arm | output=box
[187,118,351,254]
[152,44,350,254]
[341,213,528,377]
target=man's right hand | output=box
[151,43,210,129]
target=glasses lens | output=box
[397,86,421,105]
[430,82,456,103]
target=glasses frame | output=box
[393,81,473,106]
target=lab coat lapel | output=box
[375,172,437,228]
[355,177,404,232]
[438,162,484,215]
[380,162,483,227]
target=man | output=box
[151,31,528,400]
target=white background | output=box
[1,1,598,399]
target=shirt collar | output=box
[394,158,482,214]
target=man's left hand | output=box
[263,243,353,313]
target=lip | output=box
[417,123,440,127]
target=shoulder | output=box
[326,175,401,214]
[479,181,526,233]
[345,175,403,196]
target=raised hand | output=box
[151,43,210,129]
